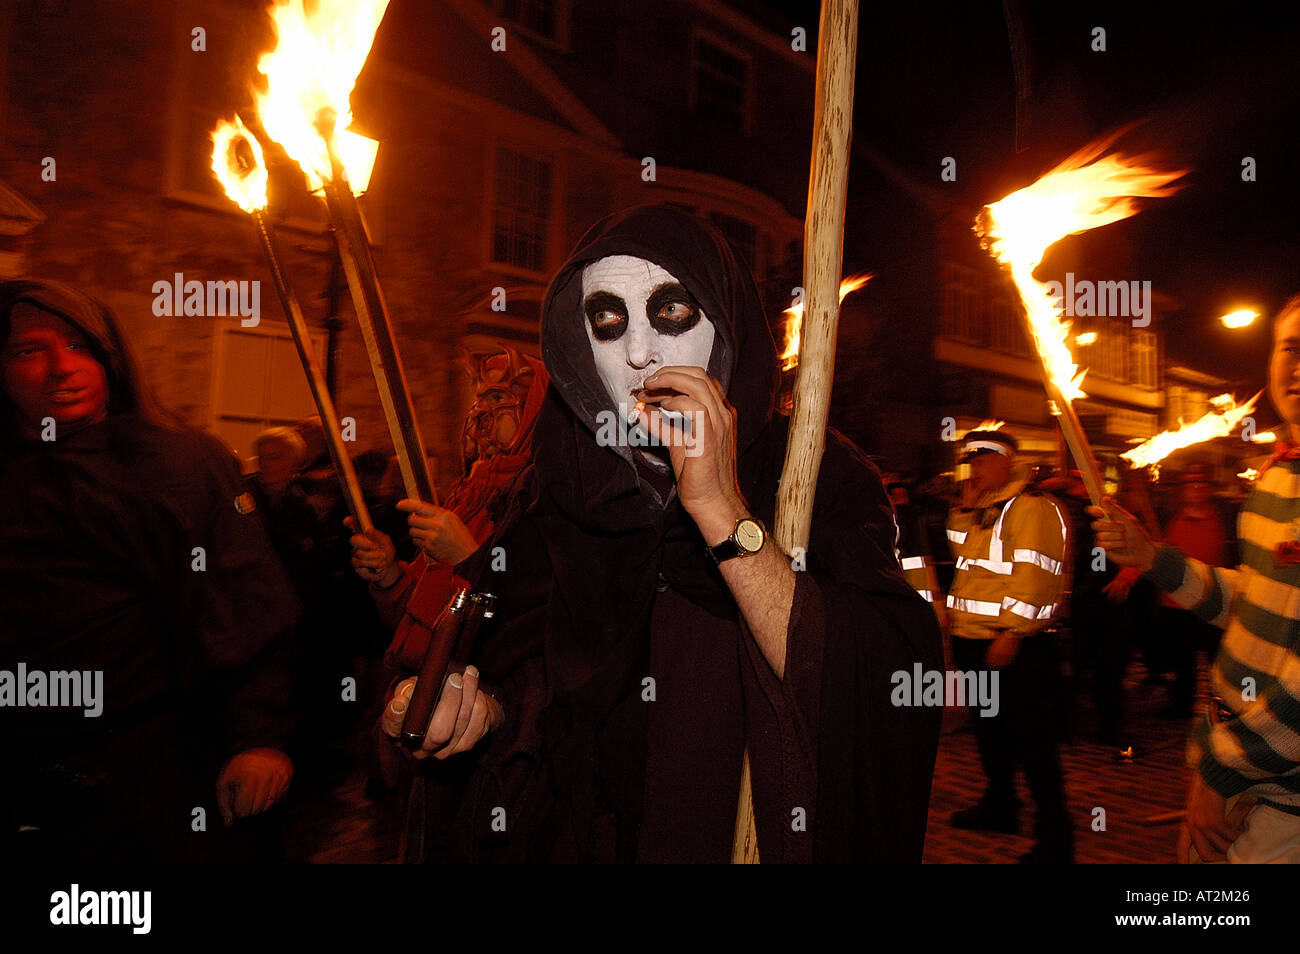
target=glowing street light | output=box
[1221,308,1259,329]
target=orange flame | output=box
[781,274,872,371]
[255,0,388,193]
[1121,391,1261,469]
[210,116,268,213]
[968,419,1006,434]
[977,143,1186,403]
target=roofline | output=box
[1165,364,1231,387]
[438,0,622,150]
[0,180,47,236]
[370,58,618,162]
[621,160,803,240]
[692,0,817,74]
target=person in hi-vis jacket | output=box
[945,429,1073,863]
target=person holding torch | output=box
[1092,292,1300,863]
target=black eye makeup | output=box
[584,291,628,341]
[646,283,701,335]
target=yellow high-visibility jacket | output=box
[945,468,1069,640]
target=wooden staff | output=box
[731,0,859,864]
[1036,367,1105,506]
[211,120,373,531]
[253,210,375,533]
[316,114,438,506]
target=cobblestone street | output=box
[924,662,1204,864]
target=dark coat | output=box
[0,280,296,862]
[440,206,943,862]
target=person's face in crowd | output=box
[581,256,715,412]
[1269,306,1300,436]
[968,449,1013,495]
[2,307,109,439]
[889,486,910,508]
[256,439,299,491]
[1183,478,1213,508]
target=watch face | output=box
[735,518,764,553]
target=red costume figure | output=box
[352,345,549,672]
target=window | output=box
[941,262,984,343]
[210,323,327,464]
[1131,329,1157,389]
[989,293,1027,355]
[692,34,750,132]
[486,0,568,46]
[491,147,553,275]
[164,3,331,228]
[1091,327,1128,382]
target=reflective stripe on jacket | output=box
[945,471,1069,639]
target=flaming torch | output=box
[976,142,1186,505]
[209,115,373,533]
[1121,391,1261,471]
[780,274,872,371]
[255,0,437,506]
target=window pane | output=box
[492,147,552,272]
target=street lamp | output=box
[1221,308,1260,329]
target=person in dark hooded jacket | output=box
[0,279,297,862]
[385,205,943,862]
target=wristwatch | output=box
[707,516,766,563]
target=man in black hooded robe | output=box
[0,279,297,862]
[389,205,942,862]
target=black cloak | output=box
[0,280,297,862]
[449,205,942,863]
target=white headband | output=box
[962,439,1012,457]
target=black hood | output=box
[540,204,781,458]
[0,279,145,422]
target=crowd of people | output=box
[883,435,1243,863]
[4,207,1298,864]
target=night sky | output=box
[751,0,1299,392]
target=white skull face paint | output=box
[581,255,715,412]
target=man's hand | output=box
[633,366,745,524]
[1178,773,1241,863]
[215,748,293,826]
[345,517,401,588]
[1087,496,1158,572]
[1101,574,1135,604]
[381,666,504,760]
[986,630,1021,668]
[397,499,478,566]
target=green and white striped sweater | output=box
[1147,458,1300,813]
